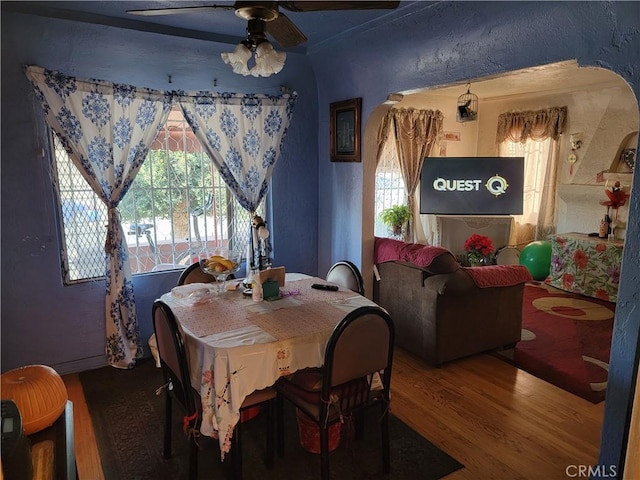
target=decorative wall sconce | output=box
[568,132,583,175]
[570,133,583,150]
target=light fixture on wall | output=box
[456,83,478,123]
[570,133,583,150]
[221,19,286,78]
[568,132,583,174]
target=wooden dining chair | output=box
[325,260,365,295]
[275,305,395,480]
[177,261,215,285]
[178,260,237,286]
[152,300,275,480]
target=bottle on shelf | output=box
[598,214,609,239]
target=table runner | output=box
[250,302,345,341]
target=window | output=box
[52,135,108,281]
[499,137,552,225]
[374,138,407,237]
[52,106,263,283]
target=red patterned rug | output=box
[513,282,615,403]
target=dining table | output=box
[159,272,378,460]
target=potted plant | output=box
[379,204,412,237]
[463,233,495,266]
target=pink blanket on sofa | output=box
[374,237,451,268]
[375,236,532,288]
[462,265,532,288]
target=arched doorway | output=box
[361,60,639,470]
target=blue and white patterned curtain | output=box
[25,65,173,369]
[178,92,297,214]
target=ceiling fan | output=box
[127,1,401,48]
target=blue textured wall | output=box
[0,10,319,374]
[1,1,639,476]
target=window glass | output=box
[374,138,406,237]
[52,106,263,283]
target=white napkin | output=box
[171,283,215,305]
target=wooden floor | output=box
[63,348,604,480]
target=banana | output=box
[219,259,236,270]
[205,256,238,273]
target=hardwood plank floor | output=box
[62,374,104,480]
[63,348,603,479]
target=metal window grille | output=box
[374,145,406,237]
[52,135,108,282]
[52,106,263,283]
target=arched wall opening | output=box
[361,60,639,471]
[362,60,637,293]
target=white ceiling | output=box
[402,61,628,101]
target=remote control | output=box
[311,283,339,291]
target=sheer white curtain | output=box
[25,65,173,368]
[499,137,552,220]
[496,107,566,245]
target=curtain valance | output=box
[496,106,567,143]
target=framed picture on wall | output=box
[330,97,361,162]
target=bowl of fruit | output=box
[199,250,243,294]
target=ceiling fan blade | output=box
[126,5,233,16]
[267,13,307,48]
[280,1,400,12]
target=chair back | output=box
[322,306,394,408]
[178,261,215,285]
[152,300,198,415]
[326,260,365,295]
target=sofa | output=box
[372,237,532,365]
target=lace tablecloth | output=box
[159,274,376,460]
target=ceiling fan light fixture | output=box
[221,43,252,76]
[251,41,286,77]
[222,39,286,78]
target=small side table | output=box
[547,232,623,302]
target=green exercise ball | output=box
[519,241,552,281]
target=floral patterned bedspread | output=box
[547,232,623,303]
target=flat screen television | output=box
[419,157,524,215]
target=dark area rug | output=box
[79,357,463,479]
[508,282,614,403]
